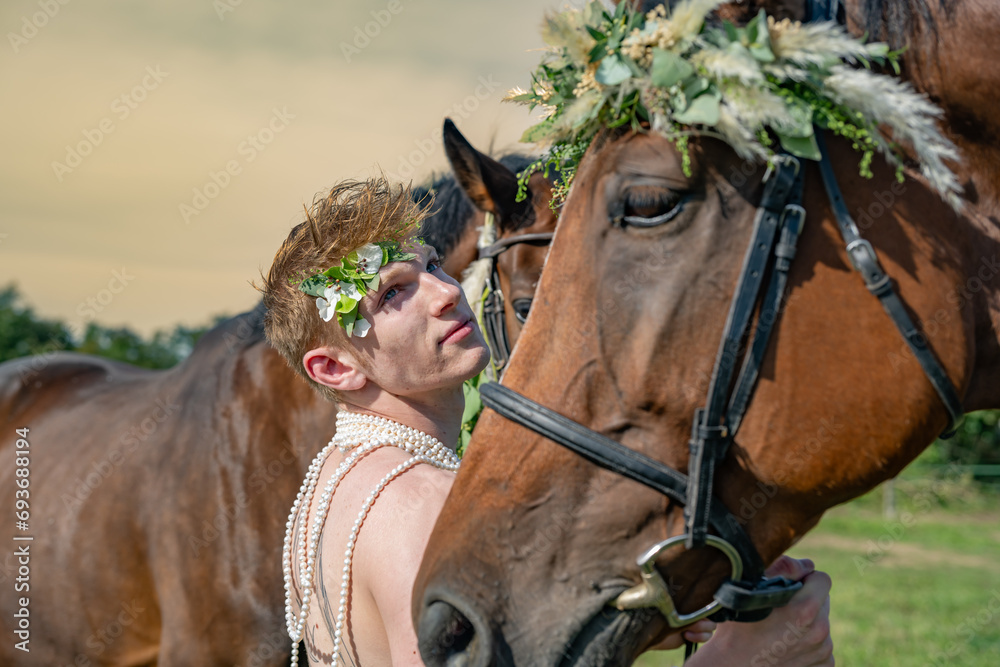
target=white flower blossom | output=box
[671,0,726,40]
[316,295,336,322]
[316,282,363,323]
[352,317,372,338]
[339,281,362,301]
[354,243,384,275]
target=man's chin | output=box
[469,341,492,376]
[446,346,491,388]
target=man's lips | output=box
[440,318,473,344]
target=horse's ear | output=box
[442,118,533,230]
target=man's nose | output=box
[426,272,462,316]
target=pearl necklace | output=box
[282,411,461,667]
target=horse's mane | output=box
[182,301,268,363]
[415,153,538,255]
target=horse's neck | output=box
[182,331,335,485]
[947,143,1000,215]
[188,306,338,470]
[837,0,1000,393]
[244,340,338,465]
[837,0,1000,408]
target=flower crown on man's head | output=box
[295,241,417,337]
[507,0,961,209]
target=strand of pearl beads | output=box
[285,422,387,664]
[282,411,460,667]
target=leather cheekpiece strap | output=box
[814,131,964,437]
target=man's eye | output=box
[427,260,441,272]
[383,287,399,303]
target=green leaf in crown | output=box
[506,0,961,210]
[296,240,417,337]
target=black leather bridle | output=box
[479,131,965,628]
[478,231,554,372]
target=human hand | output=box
[646,618,717,651]
[689,555,834,666]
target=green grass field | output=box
[635,478,1000,666]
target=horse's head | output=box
[442,119,559,357]
[415,122,976,664]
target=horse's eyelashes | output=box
[618,187,687,228]
[624,187,669,211]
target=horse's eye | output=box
[617,186,688,228]
[511,298,532,324]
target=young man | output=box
[264,177,834,667]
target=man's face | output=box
[351,242,490,396]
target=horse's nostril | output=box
[418,599,490,667]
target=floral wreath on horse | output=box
[506,0,961,209]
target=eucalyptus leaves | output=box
[508,0,960,208]
[297,241,416,337]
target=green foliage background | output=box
[0,283,227,370]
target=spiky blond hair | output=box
[262,177,426,401]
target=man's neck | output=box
[339,386,465,450]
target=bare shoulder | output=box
[367,447,455,517]
[347,447,456,567]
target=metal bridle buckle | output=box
[763,155,801,184]
[845,238,892,293]
[610,534,744,627]
[781,204,806,234]
[845,238,878,273]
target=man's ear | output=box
[303,346,368,392]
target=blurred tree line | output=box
[0,283,227,369]
[1,283,998,474]
[920,412,1000,473]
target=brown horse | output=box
[0,307,325,665]
[414,25,1000,667]
[0,147,554,665]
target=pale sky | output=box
[0,0,566,337]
